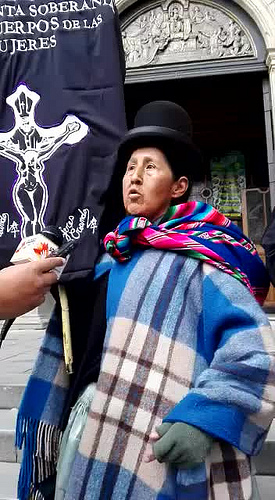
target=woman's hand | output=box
[144,422,214,469]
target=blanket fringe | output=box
[16,414,62,500]
[29,485,45,500]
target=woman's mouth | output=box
[128,190,141,199]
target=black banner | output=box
[0,0,126,280]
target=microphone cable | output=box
[0,318,15,348]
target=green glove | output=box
[153,422,214,469]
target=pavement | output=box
[0,321,45,500]
[0,322,44,386]
[0,317,275,499]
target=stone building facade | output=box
[115,0,275,166]
[114,0,275,306]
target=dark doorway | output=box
[125,72,269,189]
[102,72,269,238]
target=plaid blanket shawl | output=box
[63,250,275,500]
[16,203,273,499]
[16,310,70,500]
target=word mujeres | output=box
[0,14,102,54]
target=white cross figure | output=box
[0,84,89,237]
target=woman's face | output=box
[122,147,188,222]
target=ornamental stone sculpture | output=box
[122,0,255,68]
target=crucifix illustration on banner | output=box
[0,84,89,237]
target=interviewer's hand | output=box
[0,258,65,319]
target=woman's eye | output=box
[127,165,135,172]
[146,164,155,170]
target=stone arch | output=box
[120,0,264,77]
[116,0,275,50]
[119,0,267,81]
[233,0,275,49]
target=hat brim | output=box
[117,126,202,180]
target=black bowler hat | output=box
[117,100,201,180]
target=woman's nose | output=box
[131,166,143,183]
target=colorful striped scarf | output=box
[104,201,269,305]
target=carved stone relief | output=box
[122,0,255,68]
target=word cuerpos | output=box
[0,0,113,55]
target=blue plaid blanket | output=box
[17,250,275,499]
[64,251,275,499]
[16,310,70,499]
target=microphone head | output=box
[39,226,63,247]
[11,226,64,265]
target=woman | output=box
[17,101,275,500]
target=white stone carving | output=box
[122,0,255,68]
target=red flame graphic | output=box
[33,242,49,257]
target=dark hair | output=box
[161,147,192,203]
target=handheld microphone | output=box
[10,226,63,265]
